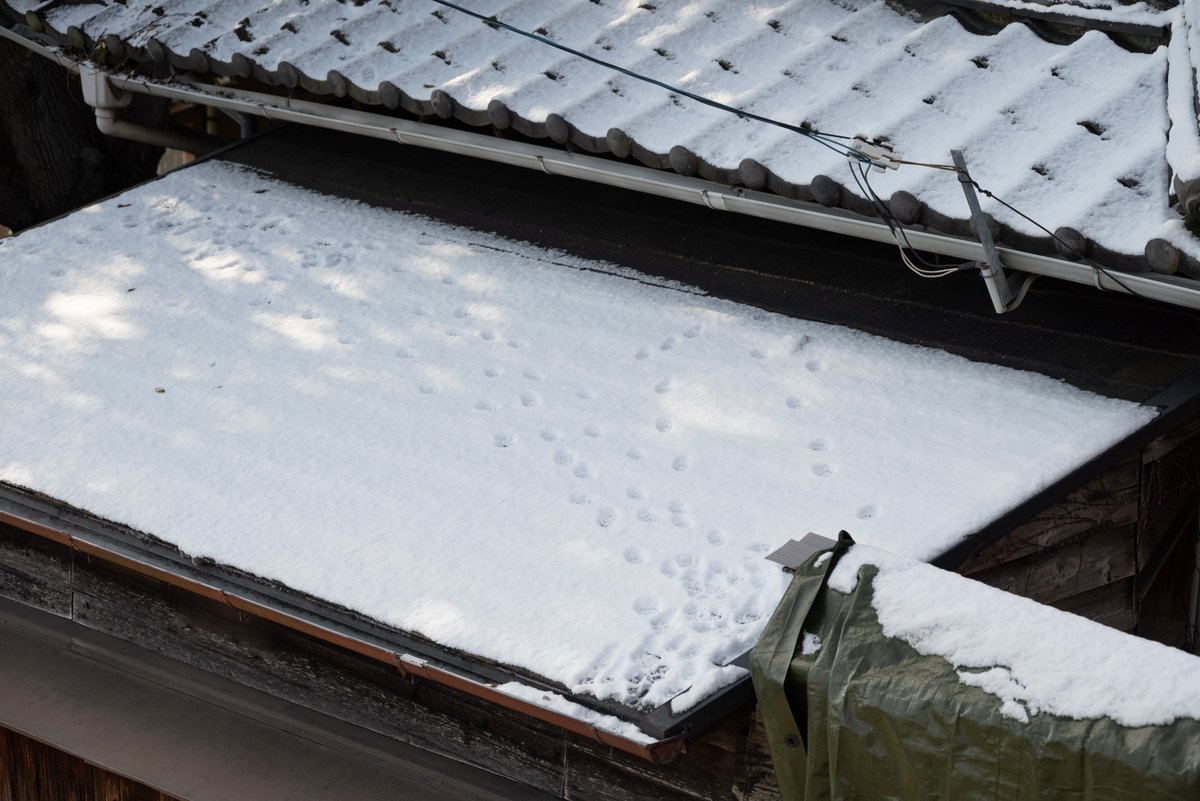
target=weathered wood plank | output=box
[0,726,179,801]
[71,558,569,797]
[967,524,1137,606]
[1142,416,1200,465]
[1050,577,1136,632]
[958,457,1140,574]
[0,524,71,617]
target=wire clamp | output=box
[848,136,899,173]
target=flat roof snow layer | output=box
[0,159,1156,737]
[6,0,1199,274]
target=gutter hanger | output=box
[3,24,1200,311]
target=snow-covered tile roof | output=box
[5,0,1200,275]
[0,160,1155,729]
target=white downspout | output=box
[79,65,218,155]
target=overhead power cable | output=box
[426,0,870,164]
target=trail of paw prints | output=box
[635,322,702,361]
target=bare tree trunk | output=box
[0,37,168,231]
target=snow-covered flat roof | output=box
[6,0,1197,272]
[0,161,1154,729]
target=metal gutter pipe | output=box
[3,24,1199,311]
[0,498,683,763]
[107,75,1200,312]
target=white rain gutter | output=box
[78,64,219,154]
[4,24,1200,311]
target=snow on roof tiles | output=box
[0,160,1155,729]
[6,0,1198,274]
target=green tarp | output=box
[749,534,1200,801]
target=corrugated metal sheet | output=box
[2,0,1195,273]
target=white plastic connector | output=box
[79,64,131,110]
[848,136,899,173]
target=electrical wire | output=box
[426,0,872,164]
[958,171,1143,298]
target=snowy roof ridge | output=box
[3,0,1198,277]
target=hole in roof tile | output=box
[922,95,935,105]
[654,47,672,59]
[379,40,397,53]
[1118,176,1140,189]
[151,6,164,16]
[281,21,297,33]
[431,9,446,22]
[1078,120,1106,137]
[491,60,504,71]
[781,68,794,78]
[534,26,549,35]
[433,50,451,65]
[234,18,253,43]
[851,82,869,94]
[971,55,989,69]
[253,45,269,56]
[1051,65,1063,78]
[904,44,918,57]
[1032,163,1049,177]
[715,59,736,73]
[543,70,561,81]
[331,29,350,46]
[831,33,848,43]
[768,19,782,32]
[639,2,657,10]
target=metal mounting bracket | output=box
[951,150,1036,313]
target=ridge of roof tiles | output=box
[5,0,1200,277]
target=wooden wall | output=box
[957,418,1200,640]
[0,726,179,801]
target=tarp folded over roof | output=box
[751,535,1200,800]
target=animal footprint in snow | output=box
[637,508,661,523]
[484,366,503,378]
[475,398,499,411]
[668,500,686,514]
[627,487,646,501]
[596,507,618,528]
[683,325,702,339]
[573,462,594,479]
[583,424,603,438]
[806,360,823,373]
[493,432,516,448]
[576,388,594,400]
[635,347,650,360]
[707,530,726,546]
[626,447,645,460]
[634,597,660,616]
[523,368,544,381]
[785,396,805,409]
[570,492,591,505]
[750,348,766,359]
[656,417,673,433]
[520,391,542,408]
[540,427,562,442]
[624,547,647,565]
[480,329,497,341]
[857,505,878,520]
[553,449,574,466]
[672,455,691,472]
[660,337,675,351]
[812,463,833,477]
[654,378,673,394]
[809,439,828,452]
[418,384,439,395]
